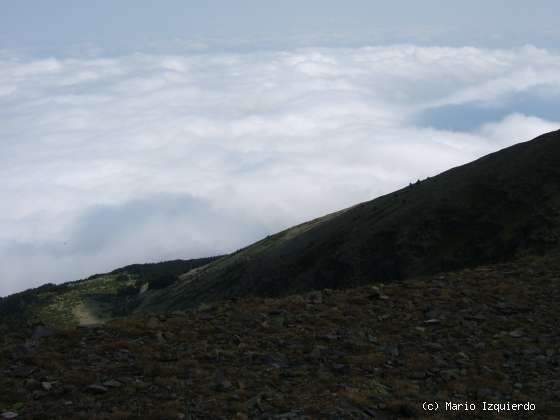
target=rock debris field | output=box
[1,255,559,419]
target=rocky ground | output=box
[1,255,559,419]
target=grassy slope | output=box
[0,257,219,330]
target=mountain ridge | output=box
[136,129,560,312]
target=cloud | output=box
[417,90,560,132]
[1,45,559,296]
[479,113,560,144]
[0,193,268,293]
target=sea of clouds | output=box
[1,44,559,296]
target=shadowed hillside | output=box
[138,130,560,311]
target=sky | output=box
[1,2,560,296]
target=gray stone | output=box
[102,379,122,388]
[31,325,54,340]
[86,384,108,394]
[509,329,524,338]
[213,370,233,391]
[265,353,290,369]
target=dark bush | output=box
[0,283,58,316]
[148,273,179,290]
[115,274,129,282]
[117,285,140,297]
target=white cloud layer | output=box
[1,45,559,296]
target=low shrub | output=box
[148,273,178,290]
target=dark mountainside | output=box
[138,130,560,312]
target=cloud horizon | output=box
[1,44,559,297]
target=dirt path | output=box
[72,302,103,326]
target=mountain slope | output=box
[2,254,560,418]
[138,129,560,311]
[0,257,218,330]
